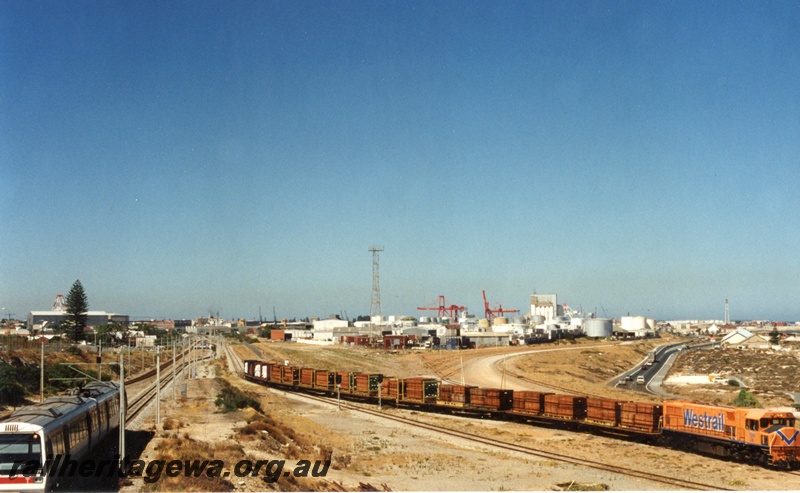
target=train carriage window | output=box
[68,423,78,448]
[50,430,65,456]
[91,408,100,434]
[101,401,109,427]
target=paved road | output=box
[458,343,617,391]
[608,341,688,398]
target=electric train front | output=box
[0,424,47,492]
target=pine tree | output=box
[65,280,89,343]
[769,326,781,346]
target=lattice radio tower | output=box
[369,246,384,320]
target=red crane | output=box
[482,290,520,320]
[417,295,466,320]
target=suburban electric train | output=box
[0,381,124,492]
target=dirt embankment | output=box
[502,340,670,402]
[663,344,800,408]
[122,359,338,492]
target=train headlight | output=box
[32,433,40,440]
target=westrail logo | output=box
[683,409,725,432]
[776,429,799,446]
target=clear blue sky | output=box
[2,1,798,322]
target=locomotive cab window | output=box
[746,419,758,431]
[767,418,793,427]
[760,418,770,429]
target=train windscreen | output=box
[0,434,42,475]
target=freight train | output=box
[243,360,800,469]
[0,381,124,492]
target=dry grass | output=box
[162,418,182,430]
[663,346,800,407]
[141,434,237,492]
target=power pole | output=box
[369,245,384,323]
[119,353,126,470]
[40,337,45,403]
[156,349,160,425]
[172,335,176,400]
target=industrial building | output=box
[27,310,129,330]
[616,316,656,338]
[530,294,563,322]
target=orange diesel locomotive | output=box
[662,400,799,467]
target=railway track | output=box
[495,368,610,398]
[226,343,245,374]
[125,350,187,385]
[424,350,610,398]
[125,361,185,422]
[279,390,729,491]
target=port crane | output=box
[417,295,466,320]
[482,290,520,320]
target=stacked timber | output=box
[512,391,552,415]
[314,370,334,389]
[381,378,400,398]
[469,388,513,410]
[268,364,283,383]
[438,385,476,406]
[354,373,381,394]
[586,397,620,425]
[338,372,351,391]
[544,394,587,419]
[281,366,299,385]
[620,402,663,432]
[402,378,439,402]
[300,368,315,386]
